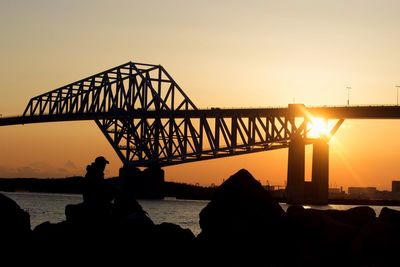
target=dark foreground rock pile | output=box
[197,169,287,266]
[0,193,30,252]
[2,169,400,266]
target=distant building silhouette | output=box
[348,187,377,199]
[329,187,346,199]
[392,181,400,193]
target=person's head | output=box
[94,156,109,171]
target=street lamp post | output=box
[396,85,400,106]
[346,86,351,106]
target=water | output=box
[3,191,400,236]
[3,191,83,229]
[2,191,208,235]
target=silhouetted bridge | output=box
[1,62,399,203]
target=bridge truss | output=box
[3,62,326,167]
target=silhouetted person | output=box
[82,156,114,213]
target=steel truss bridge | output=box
[1,61,400,167]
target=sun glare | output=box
[307,118,331,138]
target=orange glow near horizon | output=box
[1,1,400,191]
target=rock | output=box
[31,220,108,262]
[0,193,31,239]
[350,207,400,266]
[197,169,286,264]
[65,202,113,224]
[32,221,68,245]
[287,206,375,235]
[148,223,196,265]
[199,169,285,241]
[113,188,153,224]
[325,206,376,227]
[287,206,376,266]
[352,218,400,266]
[65,202,88,223]
[155,222,195,245]
[0,193,31,259]
[378,207,400,223]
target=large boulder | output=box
[154,222,195,245]
[65,202,114,224]
[0,193,31,259]
[286,205,376,266]
[287,205,376,233]
[198,168,285,241]
[0,193,31,239]
[332,206,376,227]
[378,206,400,223]
[197,169,287,265]
[351,207,400,266]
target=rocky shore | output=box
[2,169,400,266]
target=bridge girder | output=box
[7,62,325,167]
[94,114,309,167]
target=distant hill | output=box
[0,177,215,200]
[0,177,84,194]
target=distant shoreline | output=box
[2,177,400,206]
[0,177,216,200]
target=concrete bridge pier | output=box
[311,139,329,205]
[286,136,330,205]
[286,135,305,204]
[119,164,165,199]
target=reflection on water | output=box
[2,191,209,235]
[139,198,208,235]
[3,191,400,236]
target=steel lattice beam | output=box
[0,61,354,167]
[94,114,309,166]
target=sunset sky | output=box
[1,0,400,190]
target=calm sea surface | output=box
[3,191,400,236]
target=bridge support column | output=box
[119,165,165,199]
[286,135,305,204]
[311,138,329,205]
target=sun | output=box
[307,118,332,138]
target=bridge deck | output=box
[1,106,400,127]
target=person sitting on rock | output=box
[82,156,114,213]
